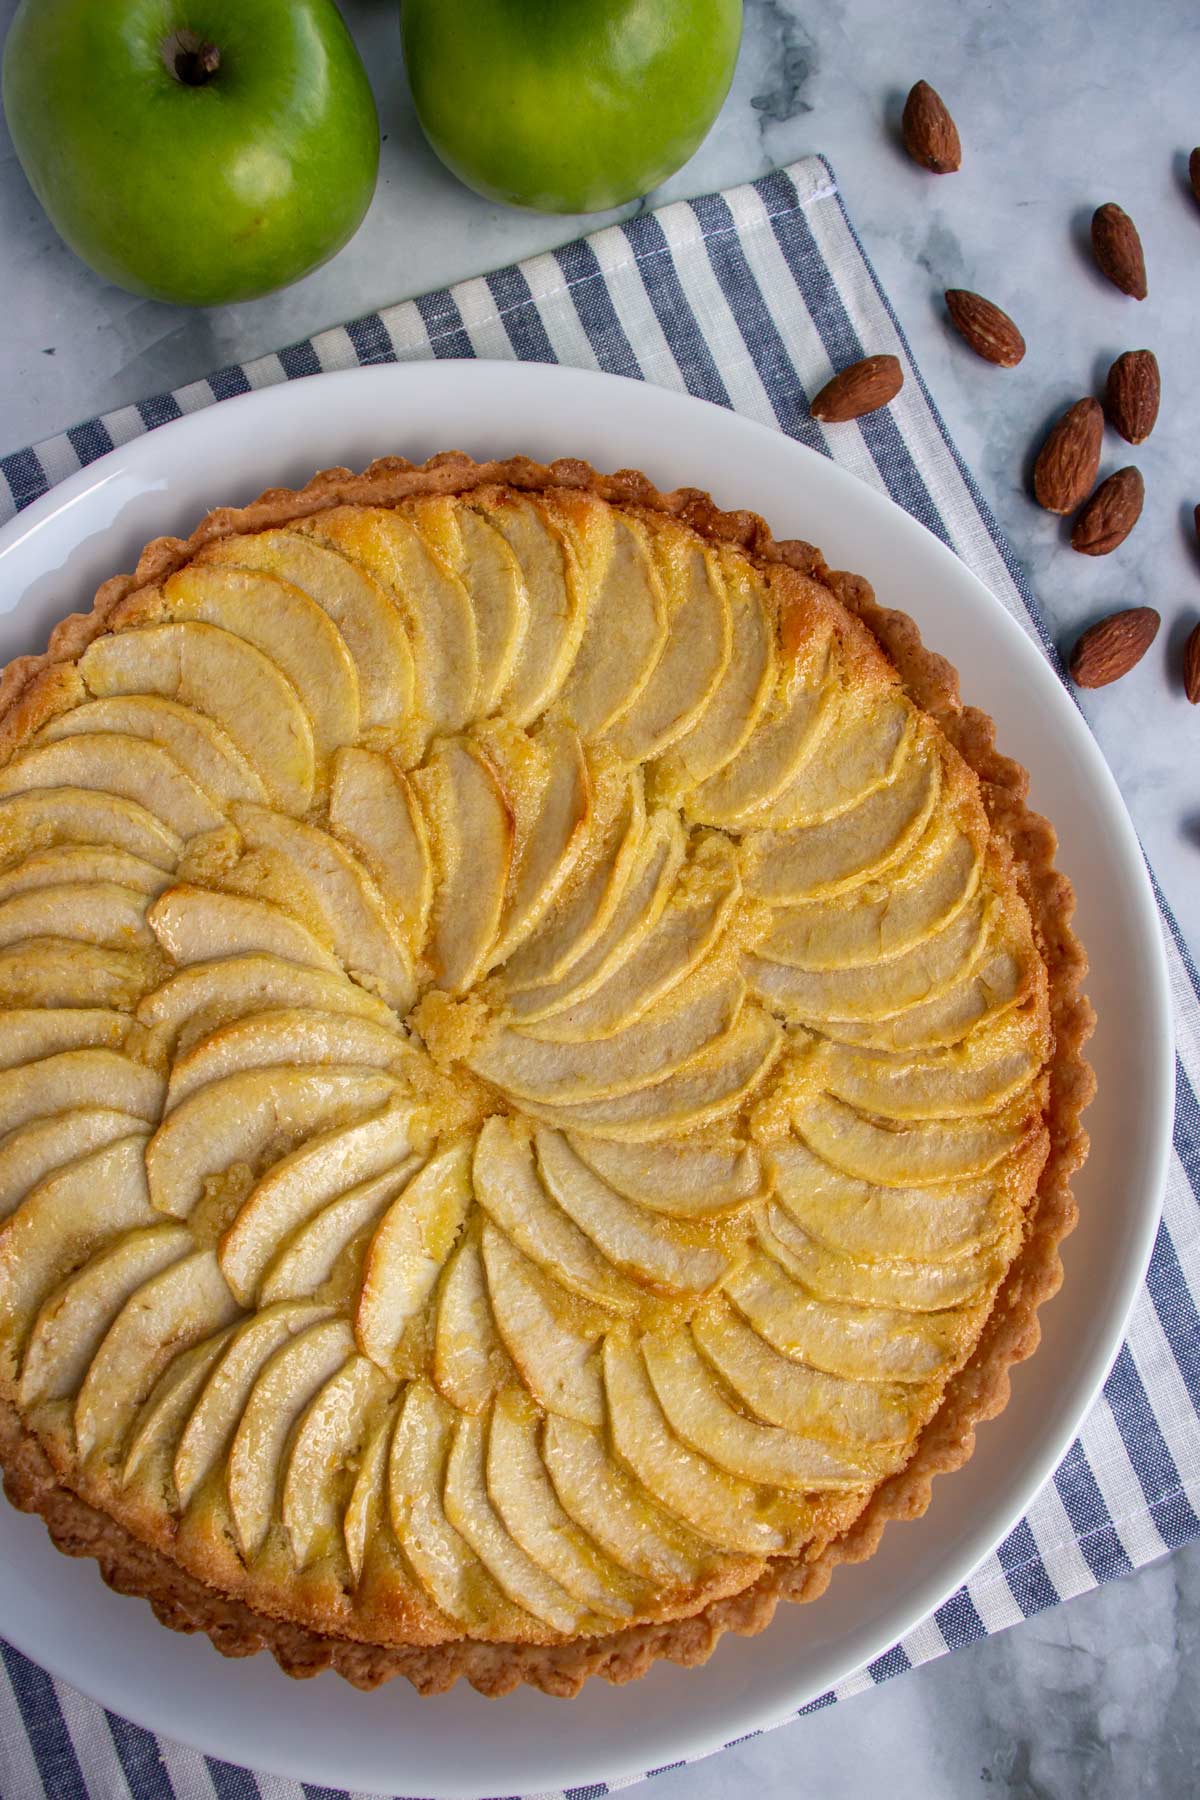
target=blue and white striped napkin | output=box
[2,155,1198,1800]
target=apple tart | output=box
[0,454,1092,1696]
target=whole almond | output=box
[1069,607,1160,688]
[1190,148,1200,206]
[1033,398,1104,514]
[1091,203,1148,299]
[901,81,961,173]
[811,354,904,423]
[1071,467,1145,556]
[1105,349,1160,444]
[944,290,1025,366]
[1184,623,1200,705]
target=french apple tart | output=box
[0,453,1092,1697]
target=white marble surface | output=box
[1,0,1198,1793]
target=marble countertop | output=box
[2,0,1197,1792]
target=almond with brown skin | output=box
[810,355,904,423]
[1069,607,1160,688]
[1184,623,1200,705]
[944,290,1025,366]
[1190,149,1200,206]
[1033,398,1104,514]
[1091,203,1148,299]
[1070,468,1145,556]
[901,82,961,173]
[1105,349,1160,444]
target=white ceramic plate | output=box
[0,363,1172,1798]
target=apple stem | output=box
[162,28,221,86]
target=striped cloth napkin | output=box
[1,155,1198,1800]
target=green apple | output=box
[2,0,379,307]
[402,0,743,214]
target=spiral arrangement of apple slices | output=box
[0,485,1051,1647]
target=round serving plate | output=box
[0,361,1173,1798]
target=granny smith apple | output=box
[2,0,379,306]
[402,0,743,214]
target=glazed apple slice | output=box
[601,1333,812,1555]
[413,737,513,993]
[541,1411,724,1585]
[329,748,433,957]
[0,883,154,953]
[0,938,154,1011]
[432,1225,512,1414]
[500,771,645,994]
[17,1222,193,1409]
[743,694,913,831]
[406,497,528,716]
[486,1387,639,1616]
[0,787,181,872]
[388,1378,516,1631]
[480,1221,605,1426]
[521,1004,782,1143]
[342,1400,395,1587]
[143,564,361,756]
[527,835,739,1042]
[745,740,940,904]
[148,1066,399,1221]
[0,1008,132,1070]
[0,844,173,904]
[165,1009,413,1109]
[357,1140,473,1376]
[814,1003,1047,1120]
[139,954,393,1051]
[225,1315,355,1560]
[216,1094,423,1300]
[0,1049,163,1135]
[504,810,684,1025]
[148,885,341,976]
[229,805,415,1012]
[444,1410,582,1631]
[75,1246,241,1462]
[80,621,316,816]
[768,1137,1015,1263]
[726,1249,981,1383]
[692,1299,920,1448]
[473,1118,638,1315]
[296,506,478,740]
[0,1137,154,1368]
[760,823,979,969]
[281,1352,392,1569]
[258,1163,415,1307]
[569,1133,765,1218]
[762,1203,1010,1313]
[472,968,743,1103]
[605,526,732,764]
[0,1108,147,1223]
[642,1330,881,1490]
[38,695,268,808]
[818,923,1042,1054]
[535,1130,729,1295]
[650,548,775,799]
[121,1326,236,1489]
[479,493,585,726]
[0,735,222,841]
[555,507,668,736]
[684,628,837,827]
[747,893,990,1025]
[488,720,591,966]
[794,1090,1039,1187]
[199,529,415,732]
[172,1301,333,1509]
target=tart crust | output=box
[0,453,1093,1697]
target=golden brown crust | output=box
[0,453,1094,1697]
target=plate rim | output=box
[0,359,1174,1796]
